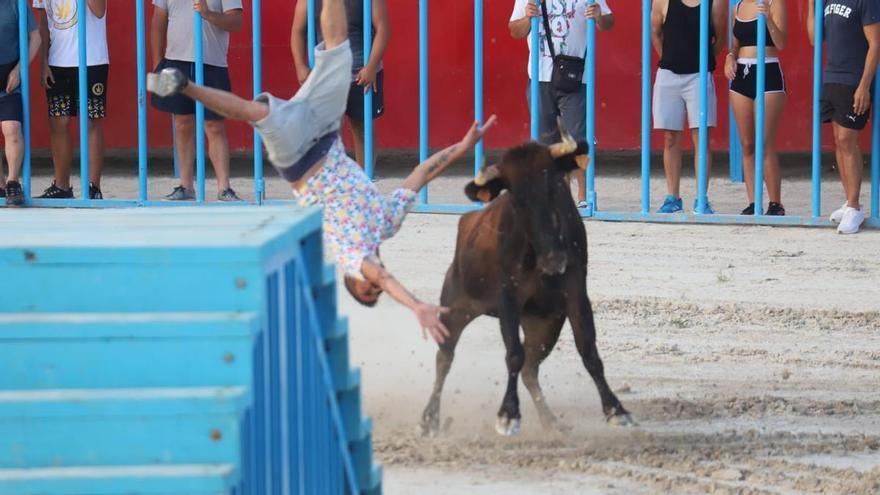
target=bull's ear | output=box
[554,140,590,172]
[465,178,506,203]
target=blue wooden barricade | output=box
[0,207,381,495]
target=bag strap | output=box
[538,0,557,60]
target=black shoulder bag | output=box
[540,0,585,93]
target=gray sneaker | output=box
[147,68,188,97]
[218,188,242,202]
[165,185,195,201]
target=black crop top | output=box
[733,1,776,48]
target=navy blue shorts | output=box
[150,59,231,121]
[345,69,384,121]
[0,62,24,123]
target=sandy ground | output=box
[17,168,880,494]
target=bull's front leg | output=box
[496,287,525,436]
[567,286,635,427]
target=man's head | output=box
[344,275,383,307]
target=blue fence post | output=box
[585,0,597,211]
[811,0,823,218]
[194,13,206,203]
[17,0,31,201]
[136,0,148,202]
[728,0,743,183]
[640,0,650,214]
[307,0,316,68]
[753,0,766,216]
[419,0,429,202]
[77,0,89,202]
[529,1,539,141]
[695,0,709,214]
[872,69,880,219]
[474,0,484,176]
[253,0,264,204]
[364,0,375,180]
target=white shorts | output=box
[252,40,353,169]
[653,68,717,131]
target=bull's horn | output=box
[549,116,577,158]
[474,163,501,186]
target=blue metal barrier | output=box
[17,0,31,199]
[418,0,429,202]
[77,0,88,202]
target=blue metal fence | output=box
[7,1,880,227]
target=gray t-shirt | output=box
[0,3,37,66]
[153,0,243,68]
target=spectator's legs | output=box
[535,82,560,144]
[349,117,368,169]
[662,130,682,197]
[731,92,756,203]
[2,121,24,182]
[832,122,862,210]
[173,114,196,190]
[763,93,786,204]
[88,119,104,187]
[688,128,712,193]
[205,120,231,191]
[319,0,348,49]
[556,85,587,203]
[48,116,72,189]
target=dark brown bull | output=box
[420,123,633,436]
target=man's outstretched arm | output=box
[402,115,498,193]
[361,258,450,344]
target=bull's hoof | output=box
[494,415,521,436]
[607,413,637,428]
[419,419,439,438]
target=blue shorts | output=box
[150,58,231,121]
[0,62,23,123]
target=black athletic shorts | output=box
[730,61,785,100]
[150,59,231,121]
[0,62,23,123]
[345,69,384,121]
[46,64,109,119]
[821,83,873,131]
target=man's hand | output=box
[356,65,378,92]
[524,1,540,18]
[460,114,498,149]
[585,3,603,20]
[414,302,450,344]
[41,63,54,89]
[6,65,20,94]
[755,2,769,16]
[193,0,209,16]
[854,84,871,115]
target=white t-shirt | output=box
[33,0,109,67]
[510,0,611,83]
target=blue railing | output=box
[8,1,880,228]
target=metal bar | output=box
[17,0,31,200]
[811,0,823,218]
[194,13,206,203]
[585,0,597,210]
[695,0,709,213]
[419,0,429,202]
[307,0,316,69]
[873,69,880,219]
[640,0,650,214]
[728,0,743,183]
[253,0,264,204]
[474,0,484,176]
[529,1,539,140]
[754,0,767,216]
[364,0,375,179]
[77,0,88,202]
[136,0,148,201]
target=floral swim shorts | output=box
[292,137,417,278]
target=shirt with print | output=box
[510,0,611,83]
[33,0,109,67]
[823,0,880,87]
[153,0,243,68]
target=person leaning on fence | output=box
[34,0,108,200]
[808,0,880,234]
[146,0,498,343]
[509,0,614,209]
[292,0,390,170]
[150,0,243,202]
[726,0,788,217]
[0,1,40,206]
[651,0,726,214]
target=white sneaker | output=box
[837,207,865,234]
[146,68,188,97]
[830,202,848,224]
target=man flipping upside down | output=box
[146,0,496,344]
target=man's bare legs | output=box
[178,84,269,122]
[2,121,24,182]
[87,119,104,187]
[173,114,197,189]
[48,116,72,189]
[833,122,863,209]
